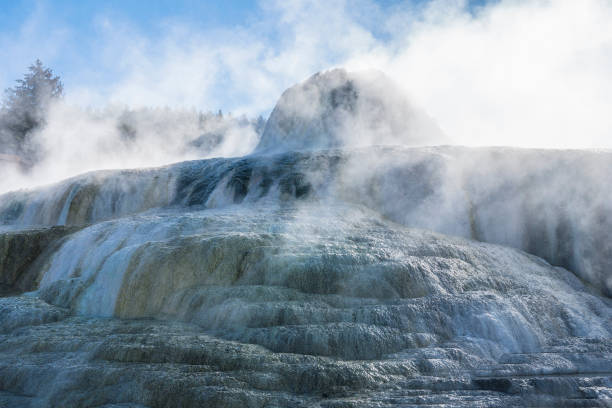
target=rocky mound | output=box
[256,69,446,152]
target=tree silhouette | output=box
[0,60,63,163]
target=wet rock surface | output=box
[2,147,611,296]
[1,140,611,406]
[0,226,80,295]
[0,292,609,407]
[0,202,610,407]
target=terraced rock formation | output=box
[0,69,610,407]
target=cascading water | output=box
[0,69,610,407]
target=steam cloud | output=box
[1,0,612,193]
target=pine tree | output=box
[0,60,63,163]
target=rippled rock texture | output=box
[0,196,611,407]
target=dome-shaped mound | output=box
[256,68,446,152]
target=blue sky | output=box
[0,1,259,90]
[0,0,494,111]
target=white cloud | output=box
[371,0,612,148]
[59,0,612,148]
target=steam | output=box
[2,0,612,193]
[0,103,261,192]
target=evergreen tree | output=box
[0,60,63,161]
